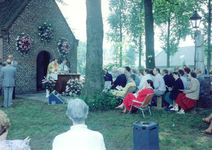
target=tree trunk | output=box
[119,0,123,67]
[167,16,171,68]
[120,24,123,67]
[82,0,104,100]
[207,0,211,72]
[139,35,142,68]
[138,1,143,68]
[144,0,155,69]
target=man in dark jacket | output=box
[111,68,127,90]
[163,69,174,91]
[104,68,113,83]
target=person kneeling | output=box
[115,80,154,114]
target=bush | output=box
[83,92,120,111]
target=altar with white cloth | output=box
[48,73,81,94]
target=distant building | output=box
[155,46,199,70]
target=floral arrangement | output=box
[64,78,84,97]
[147,55,153,63]
[42,76,56,91]
[38,22,53,42]
[58,38,70,57]
[16,33,32,55]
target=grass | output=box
[0,96,212,150]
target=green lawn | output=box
[1,96,212,150]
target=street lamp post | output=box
[189,10,203,72]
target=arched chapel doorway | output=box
[37,51,50,91]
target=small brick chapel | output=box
[0,0,78,94]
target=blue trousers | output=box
[3,87,14,107]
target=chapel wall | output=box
[1,0,78,94]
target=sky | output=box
[56,0,195,54]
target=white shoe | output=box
[177,110,185,114]
[170,106,178,111]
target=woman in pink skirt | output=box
[170,72,200,114]
[115,79,154,114]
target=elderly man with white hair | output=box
[111,68,127,90]
[52,98,106,150]
[111,66,119,81]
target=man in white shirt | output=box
[137,69,152,90]
[52,98,106,150]
[151,68,166,106]
[153,68,166,95]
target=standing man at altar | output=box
[8,55,18,99]
[1,59,16,108]
[47,59,59,74]
[59,60,70,73]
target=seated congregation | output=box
[103,65,206,116]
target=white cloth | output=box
[59,63,69,72]
[52,124,106,150]
[137,74,152,90]
[0,139,31,150]
[154,73,166,92]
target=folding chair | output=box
[123,86,136,97]
[128,93,154,118]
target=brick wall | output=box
[1,0,78,94]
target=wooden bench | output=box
[156,96,162,109]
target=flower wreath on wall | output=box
[57,38,70,57]
[16,33,32,55]
[38,22,53,42]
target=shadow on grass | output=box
[0,96,211,150]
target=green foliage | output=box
[84,92,120,111]
[199,0,212,70]
[107,0,145,67]
[125,45,136,67]
[107,0,130,66]
[77,41,86,75]
[153,0,195,67]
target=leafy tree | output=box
[107,0,129,67]
[127,0,145,68]
[81,0,104,100]
[125,45,136,67]
[200,0,212,71]
[144,0,155,69]
[77,41,86,75]
[153,0,195,68]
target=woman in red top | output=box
[115,80,154,114]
